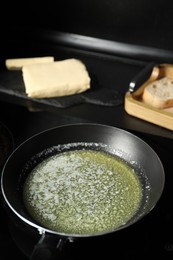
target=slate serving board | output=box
[0,70,123,108]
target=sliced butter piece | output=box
[5,56,54,70]
[22,58,91,98]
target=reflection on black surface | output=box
[0,121,14,169]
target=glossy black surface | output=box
[1,38,173,139]
[0,122,13,169]
[0,24,173,258]
[2,0,173,53]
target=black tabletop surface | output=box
[0,29,173,259]
[1,35,173,140]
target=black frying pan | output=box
[1,123,165,260]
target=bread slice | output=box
[5,57,54,70]
[142,77,173,109]
[22,58,91,98]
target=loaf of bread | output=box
[5,57,54,70]
[22,58,91,98]
[142,77,173,109]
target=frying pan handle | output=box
[30,233,66,260]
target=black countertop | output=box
[1,28,173,259]
[1,98,173,145]
[1,30,173,140]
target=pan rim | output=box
[1,123,165,238]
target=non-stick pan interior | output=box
[1,123,165,236]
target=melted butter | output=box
[23,149,143,235]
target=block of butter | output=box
[5,57,54,70]
[22,58,91,98]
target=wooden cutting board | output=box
[125,64,173,131]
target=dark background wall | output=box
[2,0,173,50]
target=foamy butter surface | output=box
[23,146,143,235]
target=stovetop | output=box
[0,105,173,260]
